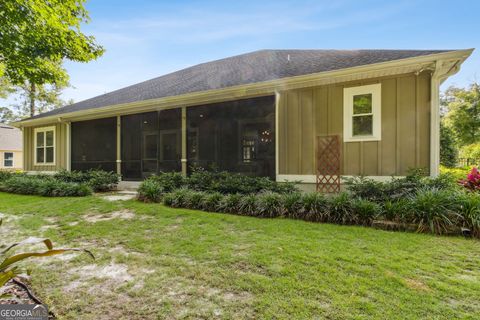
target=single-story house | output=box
[0,123,23,170]
[14,49,473,189]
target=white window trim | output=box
[34,126,56,166]
[4,152,14,167]
[343,83,381,142]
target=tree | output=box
[443,83,480,146]
[440,121,457,167]
[0,0,104,116]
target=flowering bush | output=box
[459,167,480,191]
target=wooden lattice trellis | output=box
[316,135,341,193]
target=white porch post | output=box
[116,116,121,175]
[430,68,441,177]
[66,122,71,171]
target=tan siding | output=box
[24,123,68,171]
[278,72,431,176]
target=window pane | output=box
[353,115,373,136]
[4,153,13,167]
[36,132,45,147]
[45,130,54,146]
[36,148,44,163]
[46,147,54,163]
[353,94,372,114]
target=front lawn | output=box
[1,192,479,319]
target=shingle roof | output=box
[0,124,22,151]
[30,49,452,120]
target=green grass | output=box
[1,192,479,319]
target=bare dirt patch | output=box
[83,210,135,223]
[404,278,430,291]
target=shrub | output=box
[183,190,207,210]
[238,194,257,216]
[54,169,119,192]
[148,172,185,192]
[217,193,242,214]
[408,188,461,235]
[351,199,381,226]
[302,192,328,222]
[457,192,480,237]
[459,167,480,192]
[381,199,412,222]
[165,188,191,208]
[282,193,304,219]
[254,192,283,218]
[85,170,119,192]
[327,192,353,224]
[0,170,15,182]
[137,179,164,202]
[1,176,91,197]
[345,171,459,203]
[186,167,298,194]
[200,192,223,212]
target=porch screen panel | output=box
[121,109,181,180]
[187,96,275,179]
[71,117,117,172]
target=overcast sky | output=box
[2,0,479,107]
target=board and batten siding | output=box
[23,123,68,171]
[277,71,431,176]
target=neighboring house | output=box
[0,124,23,170]
[14,49,473,188]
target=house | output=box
[14,49,473,189]
[0,123,23,170]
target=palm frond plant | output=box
[0,219,94,299]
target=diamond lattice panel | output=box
[316,135,341,193]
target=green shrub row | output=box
[155,188,480,237]
[343,171,458,203]
[54,169,120,192]
[0,175,92,197]
[139,168,298,198]
[0,169,119,197]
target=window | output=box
[34,126,55,165]
[4,152,13,167]
[343,83,381,142]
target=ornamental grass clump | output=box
[301,192,328,222]
[254,192,283,218]
[282,193,304,219]
[217,193,243,214]
[408,188,461,235]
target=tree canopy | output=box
[443,83,480,147]
[0,0,104,86]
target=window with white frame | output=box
[343,83,381,142]
[34,127,55,165]
[4,152,13,167]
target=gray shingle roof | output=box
[0,124,22,151]
[30,49,452,120]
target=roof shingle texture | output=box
[31,49,450,120]
[0,124,22,151]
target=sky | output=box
[3,0,480,106]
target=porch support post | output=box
[66,122,71,171]
[181,106,187,176]
[430,59,463,176]
[116,115,121,176]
